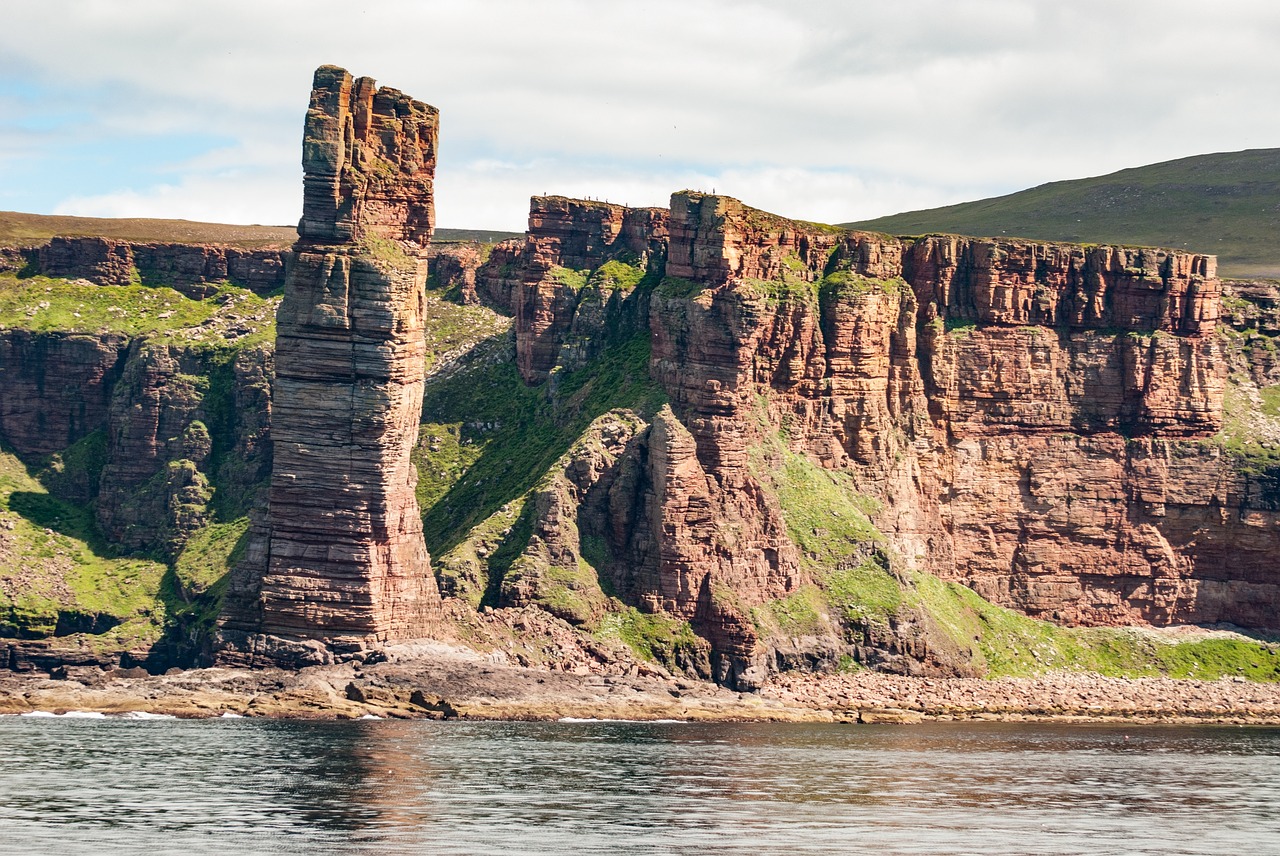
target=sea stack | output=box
[219,65,441,662]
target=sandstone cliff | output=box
[429,189,1277,688]
[217,66,442,665]
[28,236,287,296]
[3,64,1278,688]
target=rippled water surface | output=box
[1,716,1278,855]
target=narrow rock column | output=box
[256,65,441,649]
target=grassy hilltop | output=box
[845,148,1280,278]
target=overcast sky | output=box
[2,0,1278,231]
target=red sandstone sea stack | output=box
[218,65,442,664]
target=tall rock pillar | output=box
[220,66,441,661]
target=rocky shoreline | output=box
[2,642,1278,725]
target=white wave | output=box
[359,714,384,720]
[219,712,244,718]
[118,711,177,720]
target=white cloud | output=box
[4,0,1280,227]
[54,168,300,226]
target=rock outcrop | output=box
[218,66,442,663]
[94,342,273,557]
[34,236,287,296]
[640,193,1278,642]
[472,196,668,383]
[3,64,1277,690]
[0,331,127,458]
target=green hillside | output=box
[844,148,1280,278]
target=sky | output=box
[2,0,1279,232]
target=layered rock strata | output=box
[481,190,1275,686]
[0,325,273,556]
[647,193,1276,636]
[95,343,273,557]
[0,331,127,458]
[32,236,287,296]
[472,196,668,382]
[219,66,442,662]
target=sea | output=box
[0,716,1277,855]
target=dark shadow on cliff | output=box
[418,327,665,601]
[8,490,114,556]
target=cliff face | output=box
[639,193,1277,639]
[95,342,273,558]
[33,236,286,296]
[3,66,1276,686]
[464,189,1275,686]
[472,196,668,383]
[218,66,442,663]
[0,332,127,458]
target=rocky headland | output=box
[1,65,1279,721]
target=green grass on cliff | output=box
[0,273,277,346]
[0,444,167,642]
[745,421,1280,680]
[754,586,827,637]
[549,266,588,289]
[1215,376,1280,476]
[595,607,702,669]
[910,571,1280,681]
[421,290,512,376]
[770,449,884,566]
[417,324,663,605]
[843,148,1280,278]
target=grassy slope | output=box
[0,444,168,646]
[0,273,278,347]
[4,206,1278,681]
[844,148,1280,278]
[0,273,279,652]
[763,446,1280,680]
[0,210,518,249]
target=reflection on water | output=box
[1,717,1278,855]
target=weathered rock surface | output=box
[297,65,437,244]
[472,196,668,382]
[219,66,443,661]
[427,241,488,305]
[634,192,1280,647]
[473,190,1273,688]
[95,342,273,557]
[34,236,287,296]
[4,97,1278,694]
[1221,279,1280,385]
[0,331,127,458]
[4,638,1280,723]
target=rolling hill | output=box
[843,148,1280,278]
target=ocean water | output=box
[0,717,1277,855]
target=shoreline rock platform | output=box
[3,643,1278,725]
